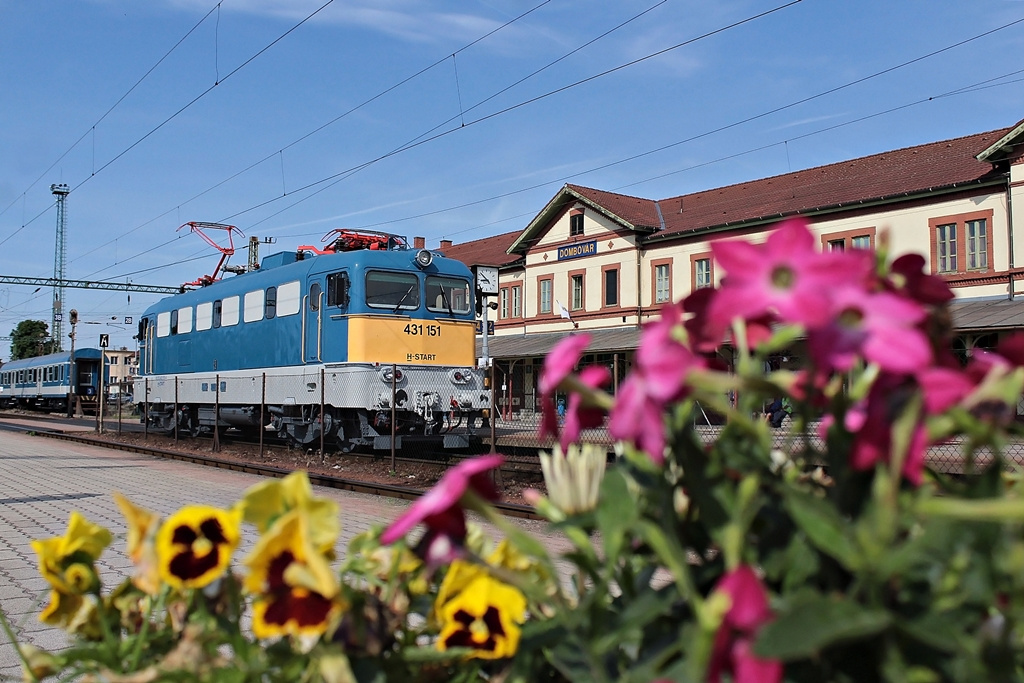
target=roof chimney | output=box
[440,239,453,250]
[413,236,425,249]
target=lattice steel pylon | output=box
[50,183,69,352]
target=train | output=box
[0,348,104,412]
[134,230,490,452]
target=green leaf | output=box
[917,495,1024,522]
[755,594,891,660]
[783,488,861,570]
[597,468,637,563]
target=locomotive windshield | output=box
[366,271,420,311]
[426,276,471,315]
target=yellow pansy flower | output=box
[31,512,111,632]
[32,512,111,594]
[244,509,340,640]
[240,471,339,554]
[437,575,527,660]
[156,505,241,590]
[112,492,162,594]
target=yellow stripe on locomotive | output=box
[347,315,476,366]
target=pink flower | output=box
[888,253,954,306]
[608,374,670,463]
[636,304,702,402]
[538,334,592,441]
[710,217,870,330]
[808,286,932,374]
[380,455,503,567]
[708,565,782,683]
[561,365,611,450]
[608,307,705,464]
[845,374,931,485]
[539,334,591,396]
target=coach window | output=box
[244,290,264,323]
[196,302,213,331]
[157,311,172,338]
[327,272,350,307]
[309,282,322,312]
[277,281,301,317]
[170,309,179,335]
[265,287,277,319]
[366,271,419,311]
[178,307,193,334]
[212,300,223,329]
[222,296,240,327]
[426,276,471,314]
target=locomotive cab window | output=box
[366,271,419,311]
[426,276,471,315]
[327,272,350,307]
[309,282,322,312]
[265,287,277,319]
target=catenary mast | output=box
[50,183,69,352]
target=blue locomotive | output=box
[0,348,104,412]
[134,230,489,451]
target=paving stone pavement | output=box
[0,429,567,680]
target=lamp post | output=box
[67,309,77,418]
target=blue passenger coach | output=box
[0,348,103,412]
[135,231,489,451]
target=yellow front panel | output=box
[347,315,476,366]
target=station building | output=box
[441,117,1024,419]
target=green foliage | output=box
[10,319,54,360]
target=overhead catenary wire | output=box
[3,5,1023,305]
[0,0,339,250]
[62,0,557,269]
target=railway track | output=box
[0,415,541,521]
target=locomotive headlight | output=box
[380,366,404,383]
[449,368,473,385]
[414,249,433,269]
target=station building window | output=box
[538,277,553,315]
[570,271,585,311]
[652,259,673,304]
[570,209,584,236]
[821,227,876,253]
[603,266,619,308]
[929,210,994,274]
[690,252,713,290]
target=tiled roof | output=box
[452,126,1014,258]
[654,129,1009,238]
[564,184,662,230]
[950,298,1024,331]
[440,229,522,269]
[477,326,640,359]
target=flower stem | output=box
[0,604,39,683]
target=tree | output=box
[10,320,54,360]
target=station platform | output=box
[0,430,566,678]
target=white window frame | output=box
[244,290,265,323]
[157,311,172,338]
[278,281,301,317]
[178,307,193,334]
[655,264,671,303]
[196,302,213,331]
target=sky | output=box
[1,0,1024,360]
